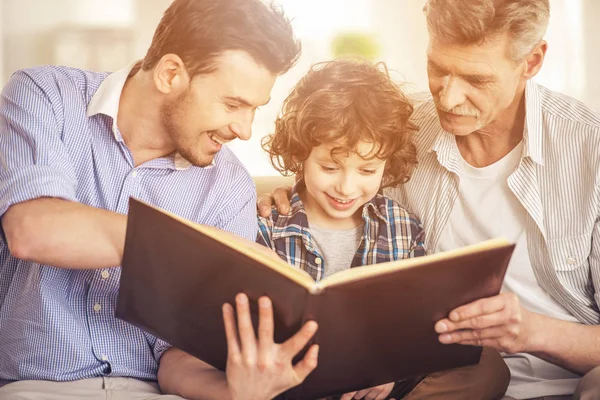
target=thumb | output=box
[292,344,319,384]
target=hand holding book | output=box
[224,293,319,400]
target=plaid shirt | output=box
[257,183,426,281]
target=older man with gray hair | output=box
[261,1,600,398]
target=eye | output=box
[361,169,378,175]
[320,165,338,172]
[225,103,240,111]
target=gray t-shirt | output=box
[310,224,364,278]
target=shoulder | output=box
[406,92,441,153]
[535,83,600,185]
[206,147,256,199]
[6,65,108,101]
[371,193,423,229]
[537,83,600,131]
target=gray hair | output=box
[423,0,550,62]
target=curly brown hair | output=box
[262,59,418,188]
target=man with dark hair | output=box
[0,0,316,399]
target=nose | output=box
[334,172,355,197]
[228,109,255,141]
[438,76,467,112]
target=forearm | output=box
[528,312,600,375]
[158,348,231,400]
[2,197,126,269]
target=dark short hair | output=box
[142,0,301,77]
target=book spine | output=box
[290,289,322,400]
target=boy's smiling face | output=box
[301,141,386,229]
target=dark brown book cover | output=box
[116,198,514,400]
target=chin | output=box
[440,122,477,137]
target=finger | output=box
[447,293,514,322]
[375,391,389,400]
[459,339,501,348]
[281,320,318,357]
[222,303,241,360]
[257,194,273,217]
[354,388,374,399]
[235,293,257,363]
[435,309,509,333]
[292,344,319,383]
[272,186,292,214]
[376,383,395,400]
[340,392,357,400]
[439,325,507,344]
[257,296,274,354]
[361,387,383,400]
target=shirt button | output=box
[315,258,322,265]
[101,354,109,361]
[132,170,138,178]
[566,256,577,265]
[101,270,110,280]
[93,303,102,312]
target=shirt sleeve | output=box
[216,168,258,242]
[153,338,172,362]
[0,70,78,219]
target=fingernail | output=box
[236,293,248,304]
[258,297,271,308]
[436,322,447,333]
[439,334,451,343]
[450,311,459,321]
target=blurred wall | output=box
[0,0,598,176]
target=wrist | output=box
[523,311,550,353]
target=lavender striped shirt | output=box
[0,64,257,382]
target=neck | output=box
[118,66,175,167]
[457,84,526,168]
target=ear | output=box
[152,54,190,95]
[522,40,547,79]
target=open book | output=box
[116,198,515,400]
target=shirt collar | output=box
[429,79,544,166]
[523,79,544,165]
[86,61,198,171]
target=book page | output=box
[137,199,317,290]
[319,238,511,288]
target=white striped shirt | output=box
[386,79,600,325]
[0,64,258,382]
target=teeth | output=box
[209,133,226,145]
[334,198,352,204]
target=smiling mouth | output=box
[208,132,230,145]
[328,194,355,204]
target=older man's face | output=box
[426,34,526,136]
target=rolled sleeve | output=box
[0,71,77,217]
[153,338,173,362]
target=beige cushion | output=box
[252,175,295,196]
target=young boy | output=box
[257,59,510,400]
